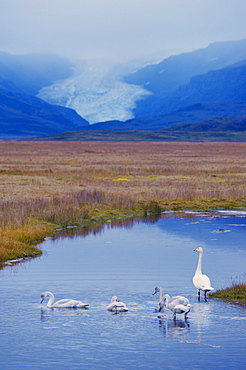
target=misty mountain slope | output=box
[124,39,246,117]
[0,87,89,139]
[1,42,246,139]
[38,60,152,123]
[153,61,246,116]
[0,51,92,139]
[0,51,74,94]
[83,102,246,131]
[161,115,246,132]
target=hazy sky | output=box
[1,0,246,62]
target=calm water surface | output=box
[1,211,246,369]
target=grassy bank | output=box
[0,141,246,266]
[210,275,246,305]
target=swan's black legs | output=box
[197,290,201,301]
[185,309,190,319]
[204,291,207,302]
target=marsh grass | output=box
[210,274,246,305]
[0,141,246,265]
[0,225,53,263]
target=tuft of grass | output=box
[210,274,246,305]
[0,225,54,265]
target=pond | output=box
[1,211,246,369]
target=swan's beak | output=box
[152,291,157,295]
[40,296,44,304]
[194,248,199,251]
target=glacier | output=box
[38,59,152,124]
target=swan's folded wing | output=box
[107,301,128,311]
[117,302,128,311]
[53,299,84,307]
[55,299,72,305]
[172,295,190,305]
[193,275,213,290]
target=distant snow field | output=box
[38,60,151,124]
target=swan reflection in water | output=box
[40,307,55,323]
[156,300,213,344]
[192,301,212,344]
[157,317,190,339]
[40,306,88,323]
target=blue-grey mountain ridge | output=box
[1,39,246,139]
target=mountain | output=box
[0,51,74,94]
[162,115,246,132]
[38,59,151,124]
[1,41,246,139]
[0,52,89,139]
[0,86,89,139]
[80,57,246,131]
[153,60,246,116]
[37,40,246,124]
[29,115,246,142]
[124,39,246,117]
[81,102,246,131]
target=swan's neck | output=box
[195,251,203,275]
[158,287,164,301]
[163,294,170,303]
[47,293,55,307]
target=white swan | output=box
[152,286,190,313]
[172,303,192,320]
[193,247,214,300]
[152,286,166,312]
[40,291,89,308]
[107,296,128,312]
[163,294,190,311]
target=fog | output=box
[1,0,246,63]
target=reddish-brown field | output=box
[0,141,246,263]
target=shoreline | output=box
[1,207,246,268]
[1,141,245,275]
[210,284,246,305]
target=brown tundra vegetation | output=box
[0,141,246,265]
